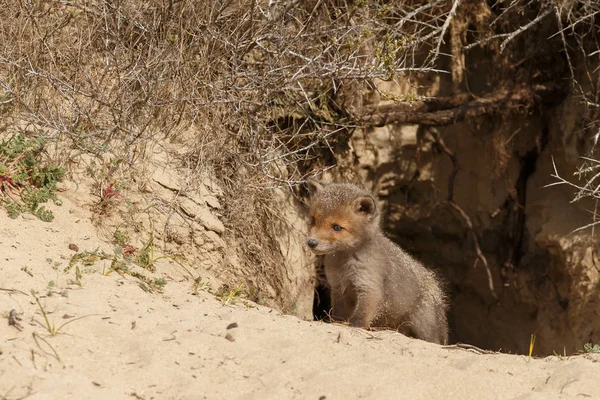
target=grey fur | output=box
[307,181,449,344]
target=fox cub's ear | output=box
[355,196,376,216]
[306,178,324,197]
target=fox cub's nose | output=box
[307,238,318,249]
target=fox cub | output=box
[306,180,448,344]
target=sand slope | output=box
[2,186,600,400]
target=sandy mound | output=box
[2,183,600,400]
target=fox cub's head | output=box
[306,180,379,255]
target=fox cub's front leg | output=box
[348,291,381,328]
[330,290,352,322]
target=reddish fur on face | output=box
[308,206,359,253]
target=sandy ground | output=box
[2,184,600,400]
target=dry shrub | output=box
[0,0,457,165]
[0,0,459,306]
[2,1,599,176]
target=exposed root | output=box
[431,130,498,301]
[443,342,497,355]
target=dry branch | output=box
[355,83,568,127]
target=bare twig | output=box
[0,288,28,296]
[553,5,575,80]
[432,0,461,62]
[548,156,600,202]
[464,7,553,52]
[547,156,600,235]
[592,200,598,239]
[500,8,553,53]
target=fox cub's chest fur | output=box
[324,252,381,303]
[307,180,449,345]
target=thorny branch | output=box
[547,156,600,234]
[498,8,553,53]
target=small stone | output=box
[68,243,79,252]
[224,333,235,342]
[226,322,238,330]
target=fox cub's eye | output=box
[310,216,316,225]
[332,224,343,232]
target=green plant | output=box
[46,280,56,295]
[131,273,167,293]
[0,134,65,221]
[66,248,114,271]
[134,233,172,272]
[88,158,125,210]
[65,248,114,286]
[552,347,568,359]
[32,332,61,362]
[215,283,246,305]
[584,343,600,354]
[21,266,33,277]
[68,242,170,293]
[33,293,91,336]
[113,230,130,247]
[135,234,155,270]
[192,277,211,295]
